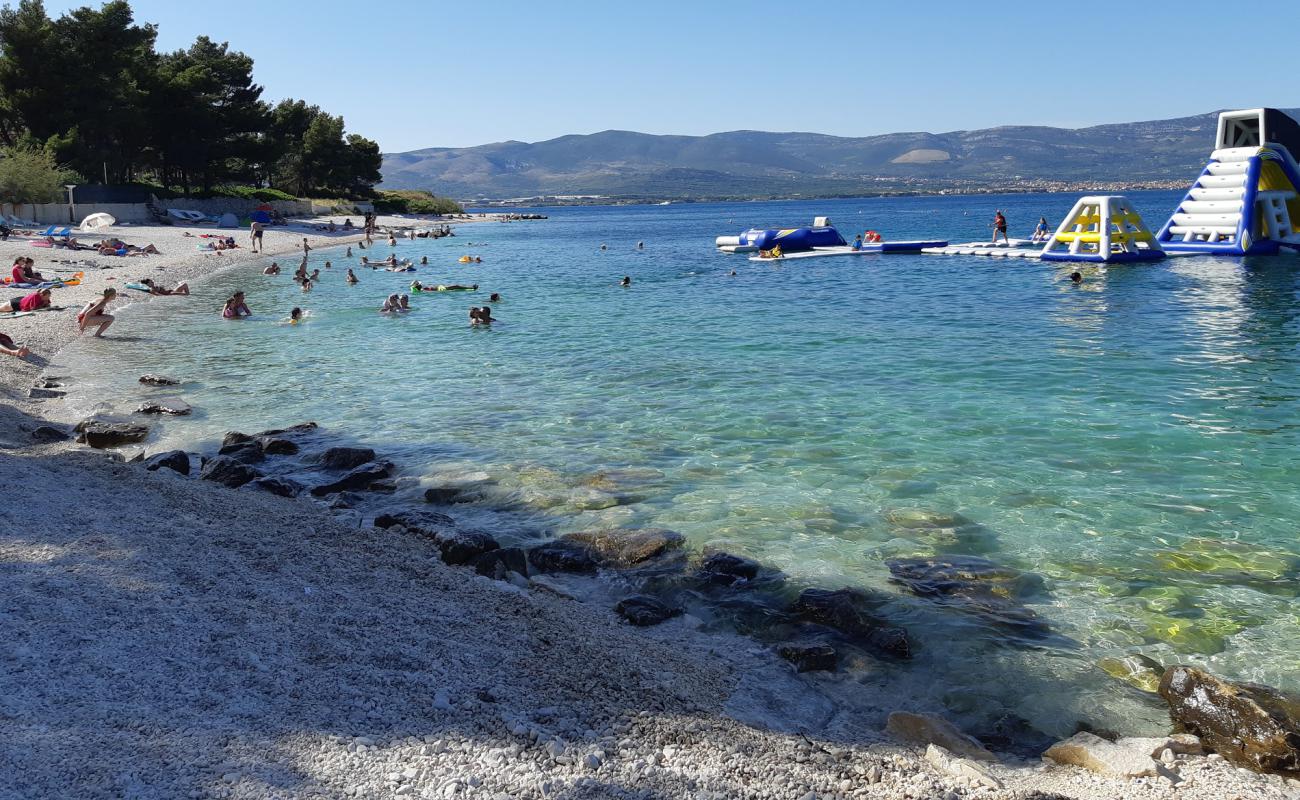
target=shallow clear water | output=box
[53,192,1300,739]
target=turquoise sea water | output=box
[54,192,1300,740]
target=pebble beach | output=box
[2,215,1298,800]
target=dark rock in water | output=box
[316,446,375,470]
[564,528,685,566]
[259,437,299,455]
[251,476,303,498]
[254,421,319,437]
[616,595,681,626]
[76,420,150,449]
[367,479,397,493]
[1159,666,1300,776]
[200,456,259,488]
[778,643,838,673]
[31,425,70,443]
[470,547,528,579]
[221,431,253,448]
[887,555,1049,636]
[144,450,190,475]
[136,397,192,415]
[528,540,599,574]
[139,374,179,386]
[218,439,265,464]
[309,462,393,496]
[423,484,484,504]
[438,530,500,566]
[28,387,65,399]
[698,552,761,586]
[35,376,64,389]
[329,491,363,510]
[791,588,912,659]
[373,510,456,537]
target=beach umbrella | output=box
[251,210,272,224]
[79,212,116,232]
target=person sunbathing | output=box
[0,288,51,313]
[48,235,84,249]
[139,278,190,296]
[0,332,30,358]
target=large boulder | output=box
[221,431,253,448]
[218,439,265,464]
[259,437,300,455]
[144,450,190,475]
[615,595,681,627]
[1158,666,1300,775]
[373,510,456,537]
[316,446,375,470]
[309,462,392,496]
[200,456,259,488]
[564,528,684,567]
[76,420,150,449]
[254,422,319,437]
[423,484,485,504]
[697,552,761,586]
[886,712,995,762]
[250,476,303,498]
[31,425,70,443]
[777,643,838,673]
[139,374,179,386]
[528,540,599,574]
[437,530,500,566]
[791,588,912,659]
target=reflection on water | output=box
[49,193,1300,739]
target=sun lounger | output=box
[39,225,71,237]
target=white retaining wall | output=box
[4,202,152,225]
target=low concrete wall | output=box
[3,201,152,225]
[153,197,314,218]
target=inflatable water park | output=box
[717,108,1300,263]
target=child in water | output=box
[289,307,303,324]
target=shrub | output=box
[0,146,79,203]
[374,189,463,215]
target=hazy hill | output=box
[380,110,1300,200]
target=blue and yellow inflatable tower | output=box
[1157,108,1300,255]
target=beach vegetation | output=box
[0,0,384,199]
[0,144,78,203]
[374,190,464,215]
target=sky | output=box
[45,0,1300,153]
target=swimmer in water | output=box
[399,294,411,311]
[301,279,312,292]
[637,241,644,249]
[324,260,332,269]
[263,262,280,275]
[488,292,501,303]
[1070,271,1083,283]
[620,276,631,287]
[310,269,320,281]
[380,294,401,313]
[730,270,737,277]
[346,268,359,284]
[600,244,607,251]
[421,256,428,265]
[346,246,353,257]
[289,307,303,324]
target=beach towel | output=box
[125,283,153,293]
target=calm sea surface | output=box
[54,192,1300,739]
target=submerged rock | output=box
[251,476,303,498]
[470,547,528,580]
[135,397,191,415]
[697,552,761,586]
[144,450,190,475]
[886,712,995,761]
[218,439,265,464]
[309,462,392,496]
[1043,732,1164,778]
[423,484,485,504]
[200,456,259,488]
[373,510,455,537]
[564,528,684,567]
[30,425,70,443]
[1158,666,1300,775]
[615,595,681,627]
[437,530,500,566]
[139,374,179,386]
[528,540,599,574]
[1153,538,1298,590]
[316,446,375,470]
[886,555,1049,636]
[254,421,319,437]
[777,643,837,673]
[1097,654,1164,693]
[76,420,149,449]
[791,588,911,659]
[329,492,362,510]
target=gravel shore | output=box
[0,218,1295,800]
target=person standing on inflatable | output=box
[991,210,1008,244]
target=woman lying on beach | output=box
[10,257,44,284]
[0,332,30,358]
[77,288,116,337]
[98,238,161,256]
[1,288,52,313]
[139,278,190,296]
[222,292,252,319]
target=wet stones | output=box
[135,397,192,416]
[309,462,393,497]
[144,450,190,475]
[221,431,253,448]
[886,712,996,762]
[1158,666,1300,776]
[200,456,260,488]
[777,643,838,673]
[254,422,318,437]
[886,555,1048,637]
[316,446,376,470]
[218,439,265,464]
[251,476,304,498]
[259,437,300,455]
[615,595,681,627]
[75,419,150,449]
[697,552,761,586]
[564,528,684,567]
[1042,732,1164,778]
[30,425,70,443]
[1097,654,1164,693]
[138,374,179,386]
[423,484,485,505]
[373,510,456,537]
[436,531,500,566]
[470,547,528,580]
[528,540,599,574]
[790,588,911,659]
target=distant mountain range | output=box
[380,109,1300,202]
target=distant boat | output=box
[658,201,672,205]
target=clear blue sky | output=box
[47,0,1300,152]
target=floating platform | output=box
[921,240,1045,258]
[747,240,948,261]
